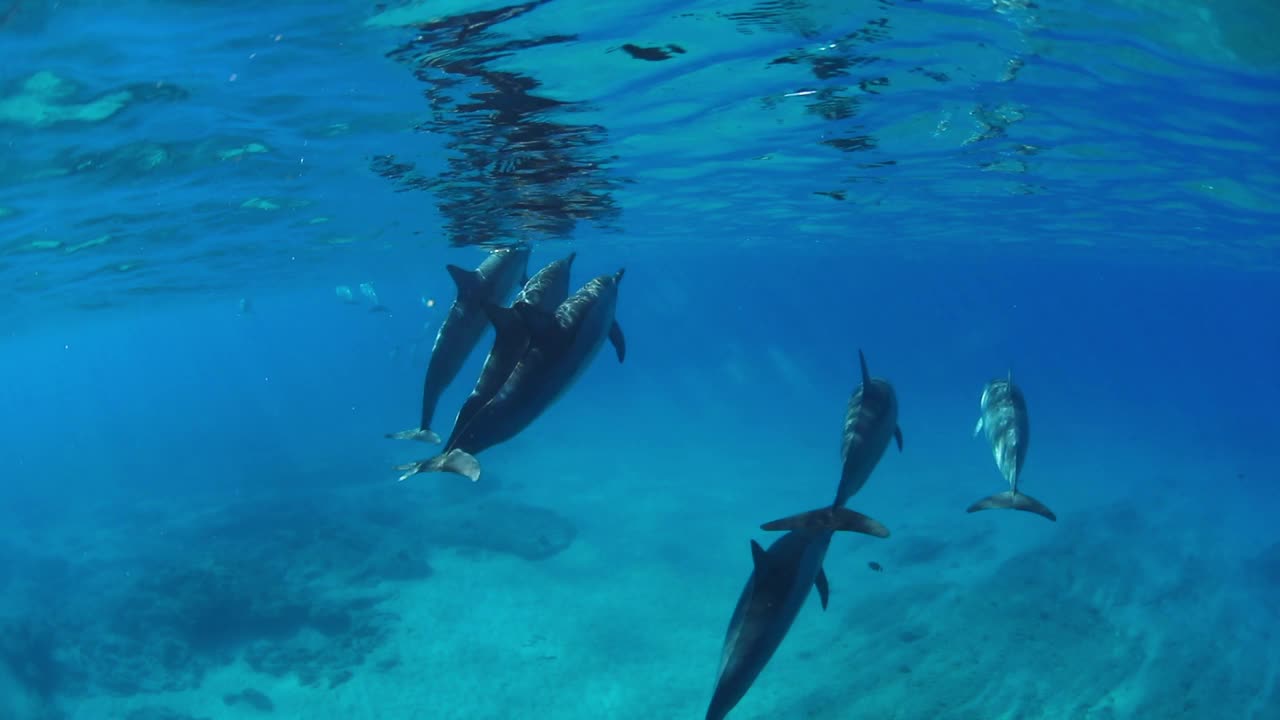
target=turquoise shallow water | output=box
[2,2,1279,719]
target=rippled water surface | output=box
[2,0,1277,323]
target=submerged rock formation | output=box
[1,482,578,701]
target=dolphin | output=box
[386,244,531,444]
[966,372,1056,521]
[705,507,889,720]
[396,268,625,482]
[832,349,903,509]
[446,251,577,441]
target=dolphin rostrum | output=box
[386,244,530,444]
[967,372,1056,521]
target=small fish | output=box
[868,561,883,572]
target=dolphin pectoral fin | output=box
[749,539,769,571]
[815,568,830,610]
[894,425,904,452]
[966,491,1056,522]
[394,448,482,482]
[446,264,483,301]
[973,417,984,437]
[608,321,626,362]
[760,506,890,539]
[385,427,442,444]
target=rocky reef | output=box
[0,71,187,129]
[780,499,1275,719]
[0,482,577,703]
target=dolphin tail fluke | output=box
[394,448,482,482]
[966,491,1056,521]
[385,427,442,444]
[760,506,890,538]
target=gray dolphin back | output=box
[834,349,903,508]
[387,244,530,444]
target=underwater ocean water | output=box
[2,0,1280,718]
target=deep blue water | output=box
[2,1,1279,719]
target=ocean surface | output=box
[2,1,1279,719]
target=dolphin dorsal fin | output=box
[483,304,529,351]
[446,264,483,301]
[749,540,769,572]
[514,302,559,344]
[858,349,872,387]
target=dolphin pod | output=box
[392,250,624,483]
[447,251,578,442]
[383,254,1064,717]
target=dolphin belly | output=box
[978,398,1028,492]
[968,378,1053,521]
